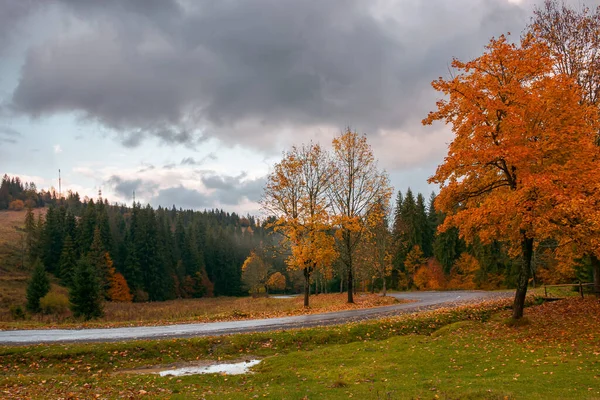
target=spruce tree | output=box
[26,259,50,313]
[70,257,103,320]
[24,206,38,265]
[58,234,77,288]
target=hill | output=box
[0,208,47,309]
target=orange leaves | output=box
[266,272,286,292]
[425,34,600,252]
[107,272,133,303]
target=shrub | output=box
[9,305,26,320]
[40,292,70,315]
[8,199,24,211]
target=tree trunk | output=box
[347,266,354,303]
[391,269,398,290]
[340,275,343,293]
[513,235,534,319]
[303,268,310,308]
[382,275,387,297]
[591,254,600,298]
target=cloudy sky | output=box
[1,0,597,215]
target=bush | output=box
[8,199,24,211]
[40,292,70,315]
[9,305,26,320]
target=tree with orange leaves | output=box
[262,143,337,307]
[108,271,133,302]
[329,129,392,303]
[424,35,599,319]
[529,1,600,295]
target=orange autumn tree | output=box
[104,252,132,302]
[266,272,286,293]
[424,35,599,319]
[529,1,600,295]
[329,129,392,303]
[262,143,337,307]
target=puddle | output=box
[119,359,262,376]
[159,359,261,376]
[270,295,298,299]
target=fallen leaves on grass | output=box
[0,293,400,330]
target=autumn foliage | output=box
[424,34,600,318]
[108,272,133,302]
[266,272,286,292]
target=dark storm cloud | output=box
[0,126,21,144]
[9,0,593,148]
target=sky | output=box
[1,0,598,216]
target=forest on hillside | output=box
[2,162,594,309]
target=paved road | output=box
[0,291,511,345]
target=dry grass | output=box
[0,293,400,329]
[0,208,46,309]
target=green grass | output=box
[2,296,599,399]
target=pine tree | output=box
[70,257,103,320]
[26,259,50,313]
[24,206,38,265]
[88,227,110,294]
[58,234,77,287]
[416,193,429,256]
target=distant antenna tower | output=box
[133,190,136,206]
[98,188,102,198]
[58,169,61,199]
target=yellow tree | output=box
[329,129,392,303]
[424,35,599,319]
[266,272,286,293]
[241,250,270,296]
[358,198,393,295]
[262,143,337,307]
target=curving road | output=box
[0,291,511,345]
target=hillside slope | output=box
[0,208,46,309]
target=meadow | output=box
[1,297,598,399]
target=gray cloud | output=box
[6,0,543,149]
[104,168,265,209]
[0,126,21,144]
[202,173,265,205]
[105,175,158,199]
[151,185,211,210]
[181,153,217,166]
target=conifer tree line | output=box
[18,188,280,305]
[0,174,49,210]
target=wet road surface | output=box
[0,291,511,345]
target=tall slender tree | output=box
[329,129,392,303]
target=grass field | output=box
[1,297,598,399]
[0,293,400,329]
[0,208,46,310]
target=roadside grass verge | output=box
[0,293,400,329]
[2,297,599,399]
